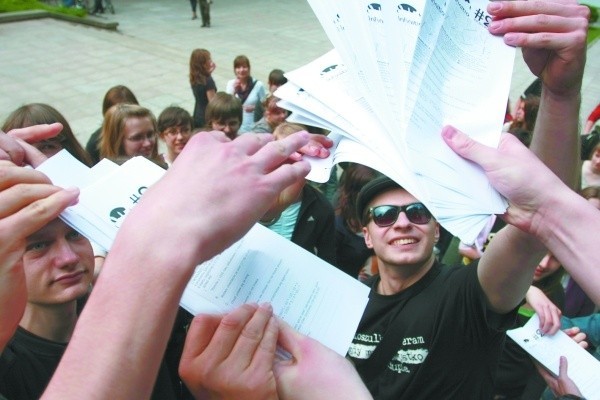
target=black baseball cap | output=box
[356,176,402,223]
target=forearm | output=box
[530,88,581,187]
[479,225,545,313]
[533,189,600,307]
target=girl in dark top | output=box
[189,49,216,129]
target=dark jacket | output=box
[291,185,336,265]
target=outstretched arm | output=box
[42,131,311,399]
[476,0,588,313]
[443,128,600,307]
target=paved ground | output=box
[1,0,599,147]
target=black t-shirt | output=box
[348,262,517,400]
[0,327,177,400]
[0,327,66,400]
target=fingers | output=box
[0,162,78,243]
[440,126,500,170]
[17,139,48,168]
[0,133,25,166]
[201,303,259,364]
[298,133,333,158]
[558,355,569,377]
[253,131,310,170]
[487,1,589,47]
[180,313,224,364]
[0,162,52,191]
[230,303,276,368]
[7,122,64,143]
[275,319,303,363]
[0,183,63,217]
[488,1,588,21]
[537,303,562,335]
[0,187,79,240]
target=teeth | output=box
[393,238,417,245]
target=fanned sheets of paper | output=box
[280,0,515,244]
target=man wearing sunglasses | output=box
[345,0,588,396]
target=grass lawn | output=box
[0,0,86,17]
[589,26,600,45]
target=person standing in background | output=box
[225,55,266,133]
[189,49,217,129]
[189,0,198,20]
[199,0,211,27]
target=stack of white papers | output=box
[36,150,369,355]
[284,0,515,244]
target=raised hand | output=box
[488,0,589,97]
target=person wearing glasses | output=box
[99,104,165,167]
[157,106,194,167]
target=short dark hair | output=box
[158,106,192,134]
[268,69,287,86]
[205,92,242,125]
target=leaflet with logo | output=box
[507,314,600,399]
[283,0,515,244]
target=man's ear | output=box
[363,226,374,249]
[434,222,440,243]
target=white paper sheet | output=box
[507,314,600,400]
[180,224,370,356]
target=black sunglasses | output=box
[368,203,432,227]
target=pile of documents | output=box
[279,0,516,244]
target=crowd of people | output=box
[1,0,599,399]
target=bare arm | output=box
[42,131,311,399]
[476,0,588,313]
[443,127,600,308]
[206,88,216,102]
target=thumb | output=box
[276,320,302,363]
[441,125,498,170]
[558,356,568,377]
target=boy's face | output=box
[211,118,241,140]
[23,219,93,306]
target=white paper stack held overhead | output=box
[277,0,516,244]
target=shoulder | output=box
[302,185,334,212]
[252,80,266,92]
